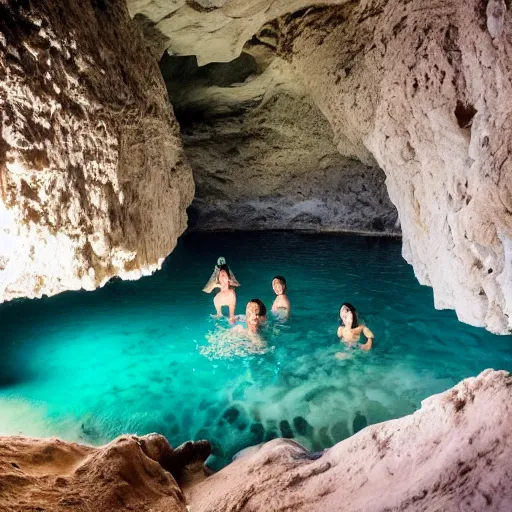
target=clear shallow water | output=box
[0,231,511,469]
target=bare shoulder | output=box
[274,295,290,309]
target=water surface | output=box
[0,232,510,468]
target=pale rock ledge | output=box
[189,369,512,511]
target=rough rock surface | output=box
[161,53,398,232]
[0,434,211,512]
[189,369,512,511]
[127,0,350,65]
[0,0,194,302]
[272,0,512,332]
[130,0,512,333]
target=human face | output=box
[272,279,284,295]
[218,270,229,286]
[340,305,353,328]
[246,302,260,327]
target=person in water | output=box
[251,298,267,325]
[203,257,240,324]
[271,275,290,321]
[232,299,266,347]
[336,302,374,356]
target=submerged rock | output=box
[351,412,368,435]
[223,406,241,424]
[279,420,294,439]
[293,416,313,437]
[249,423,265,444]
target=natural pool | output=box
[1,232,511,469]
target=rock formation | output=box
[189,369,512,511]
[0,433,210,512]
[129,0,512,333]
[0,0,194,302]
[274,0,512,333]
[1,0,509,331]
[160,52,398,233]
[1,370,511,511]
[127,0,349,65]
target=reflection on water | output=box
[0,231,510,469]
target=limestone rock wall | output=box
[130,0,511,332]
[0,0,194,302]
[127,0,350,65]
[272,0,512,332]
[161,54,398,233]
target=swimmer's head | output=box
[340,302,358,328]
[272,276,287,295]
[247,299,267,327]
[252,298,267,318]
[246,300,261,327]
[216,264,231,285]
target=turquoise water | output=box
[0,232,511,469]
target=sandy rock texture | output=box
[161,53,398,233]
[0,434,210,512]
[0,0,194,302]
[127,0,350,65]
[189,369,512,511]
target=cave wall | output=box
[1,0,508,332]
[270,0,512,332]
[129,0,511,331]
[127,0,350,65]
[0,0,194,302]
[160,53,398,233]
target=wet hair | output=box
[250,298,267,317]
[339,302,358,328]
[216,264,231,283]
[272,275,287,292]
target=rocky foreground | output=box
[1,369,511,511]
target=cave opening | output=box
[158,41,399,235]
